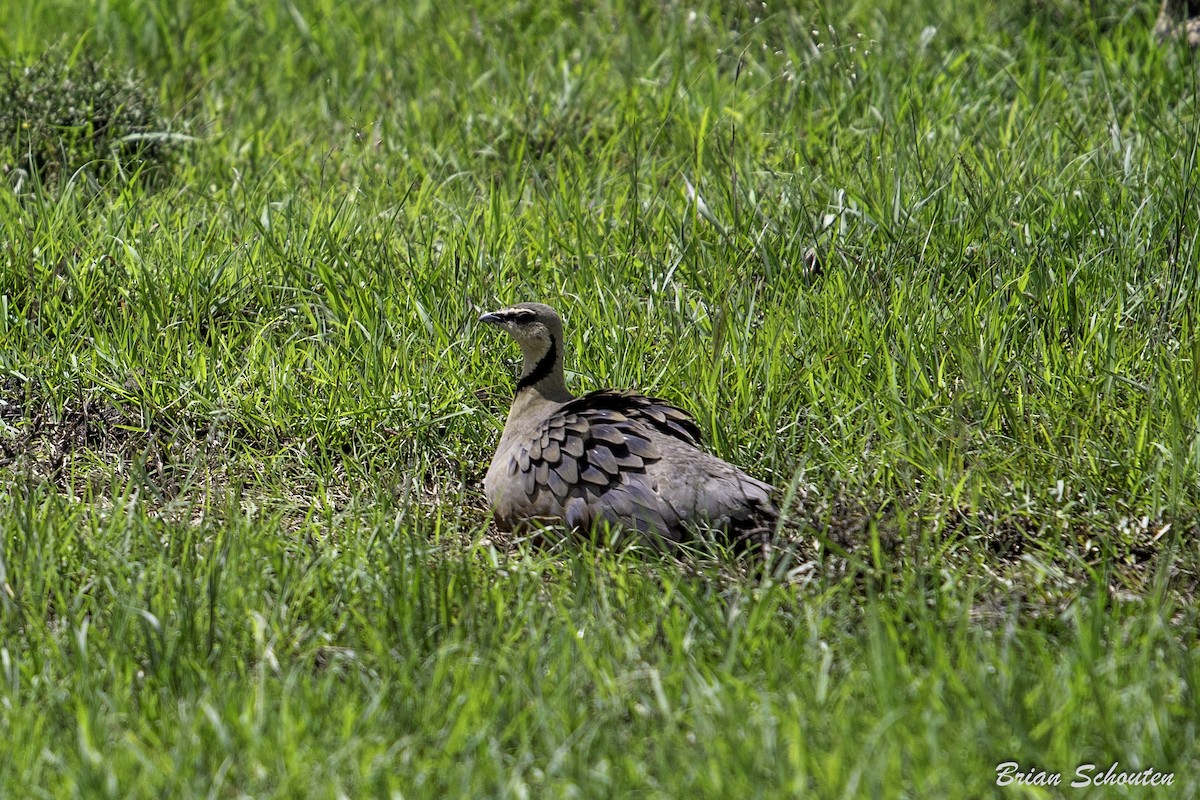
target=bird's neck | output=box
[516,337,571,403]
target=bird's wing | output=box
[559,389,705,445]
[500,389,704,537]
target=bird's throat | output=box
[516,339,557,392]
[515,339,569,401]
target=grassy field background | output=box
[2,0,1199,796]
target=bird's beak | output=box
[479,311,503,326]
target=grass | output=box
[2,0,1200,796]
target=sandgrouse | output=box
[480,302,777,544]
[1156,0,1200,46]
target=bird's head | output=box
[480,302,562,360]
[480,302,568,397]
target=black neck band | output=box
[516,340,556,393]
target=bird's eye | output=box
[514,311,536,323]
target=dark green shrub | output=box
[0,52,187,192]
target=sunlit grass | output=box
[1,0,1199,797]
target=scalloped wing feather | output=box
[493,389,772,541]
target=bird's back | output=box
[485,388,776,542]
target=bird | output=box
[479,302,777,546]
[1156,0,1200,46]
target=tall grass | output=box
[1,0,1199,796]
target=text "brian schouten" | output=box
[995,761,1174,788]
